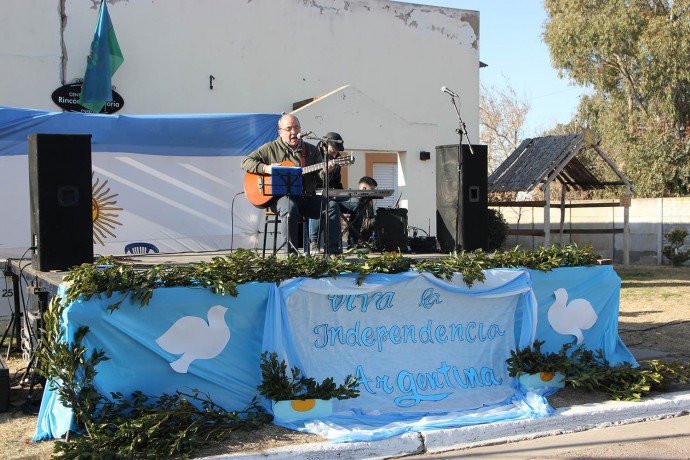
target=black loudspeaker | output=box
[28,134,93,271]
[435,144,488,252]
[375,208,408,252]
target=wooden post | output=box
[621,189,631,268]
[544,183,551,247]
[559,186,566,244]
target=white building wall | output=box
[0,0,481,238]
[296,85,438,230]
[493,197,690,265]
[0,1,62,106]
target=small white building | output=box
[0,0,481,254]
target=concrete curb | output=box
[200,390,690,460]
[422,390,690,454]
[202,432,424,460]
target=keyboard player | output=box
[340,176,379,250]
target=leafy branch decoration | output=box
[62,244,601,310]
[257,351,360,402]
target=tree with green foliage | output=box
[662,227,690,266]
[543,0,690,197]
[487,208,509,252]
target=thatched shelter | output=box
[488,131,634,266]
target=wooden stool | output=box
[262,211,282,257]
[262,210,310,257]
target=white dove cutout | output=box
[547,288,598,344]
[155,305,230,373]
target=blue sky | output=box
[413,0,587,135]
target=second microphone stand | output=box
[319,140,336,257]
[447,95,475,253]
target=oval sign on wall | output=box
[51,82,124,114]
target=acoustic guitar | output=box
[244,155,354,208]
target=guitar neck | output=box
[301,155,353,174]
[300,161,329,175]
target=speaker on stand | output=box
[435,144,488,252]
[28,134,94,271]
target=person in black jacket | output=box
[309,132,346,253]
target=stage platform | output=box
[2,250,639,443]
[4,249,447,296]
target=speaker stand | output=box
[446,95,476,253]
[1,269,22,360]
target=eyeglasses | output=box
[279,126,301,132]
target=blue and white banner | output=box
[0,106,279,258]
[261,270,549,440]
[265,270,537,414]
[34,283,269,440]
[527,266,635,364]
[34,266,636,442]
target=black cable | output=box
[9,365,28,387]
[407,226,430,237]
[2,260,14,317]
[16,251,48,398]
[17,253,39,350]
[230,191,245,251]
[1,259,18,353]
[10,248,42,360]
[1,247,45,397]
[3,250,50,405]
[2,249,34,352]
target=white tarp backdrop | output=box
[0,106,280,258]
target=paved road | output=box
[406,414,690,459]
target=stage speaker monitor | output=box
[435,144,488,252]
[375,208,408,252]
[28,133,93,271]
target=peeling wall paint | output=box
[1,0,481,237]
[2,0,479,126]
[299,0,478,47]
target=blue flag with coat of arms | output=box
[79,0,124,114]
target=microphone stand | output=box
[321,141,331,257]
[306,134,344,257]
[447,94,475,253]
[277,168,301,255]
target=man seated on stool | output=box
[241,114,342,257]
[342,176,378,252]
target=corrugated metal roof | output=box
[488,133,627,193]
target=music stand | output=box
[269,166,302,254]
[270,166,302,196]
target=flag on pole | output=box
[79,0,124,114]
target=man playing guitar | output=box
[241,114,343,257]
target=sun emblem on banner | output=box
[92,173,123,245]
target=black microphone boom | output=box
[441,86,460,98]
[297,131,313,139]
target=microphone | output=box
[297,131,313,139]
[441,86,459,98]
